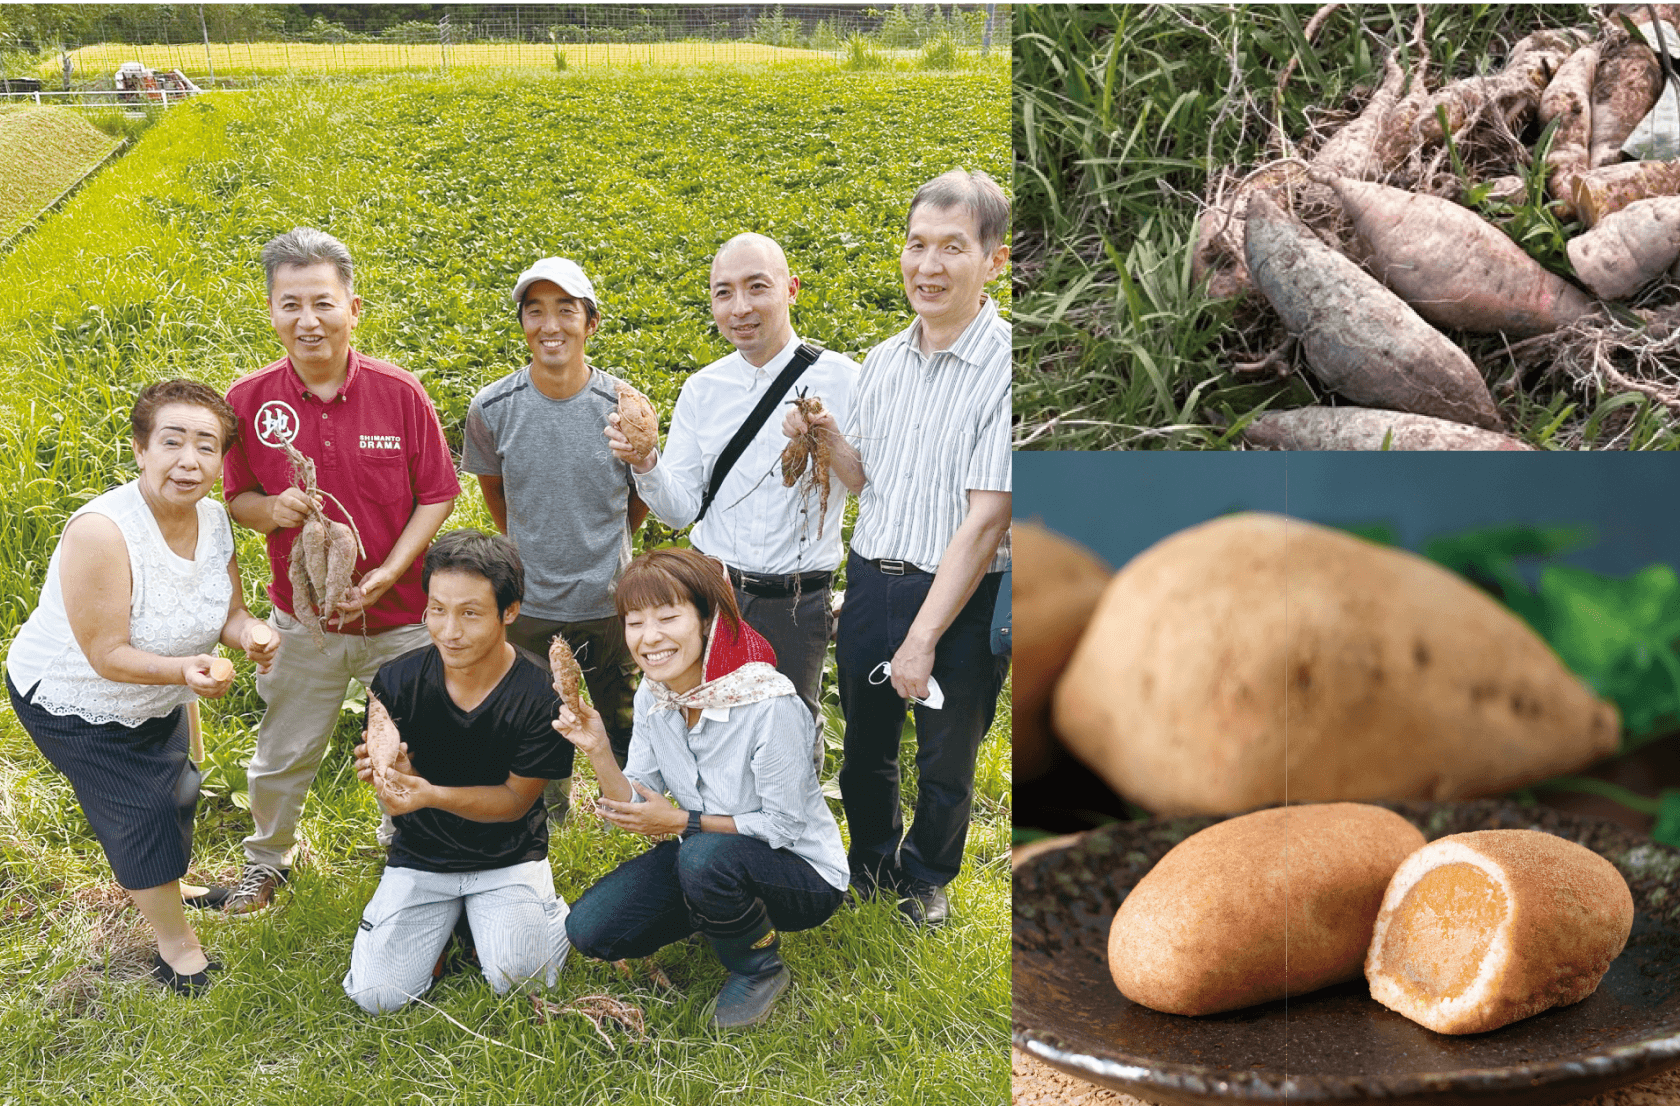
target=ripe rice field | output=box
[0,106,121,240]
[52,39,833,79]
[0,67,1010,1104]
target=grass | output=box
[0,106,121,241]
[0,670,1011,1104]
[1013,4,1680,451]
[0,67,1010,1104]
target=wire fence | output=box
[0,4,1007,88]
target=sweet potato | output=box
[1322,174,1595,336]
[1567,195,1680,299]
[549,632,584,717]
[1590,43,1663,168]
[365,694,408,800]
[1052,513,1620,816]
[1418,29,1589,145]
[287,544,324,651]
[1367,831,1632,1034]
[321,520,357,617]
[1110,804,1425,1016]
[1572,159,1680,226]
[1242,406,1535,451]
[248,622,274,648]
[1012,522,1112,783]
[615,381,659,458]
[301,514,329,599]
[1243,191,1502,430]
[208,657,235,683]
[1538,44,1598,222]
[1313,52,1431,181]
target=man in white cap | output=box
[462,258,650,819]
[605,234,857,773]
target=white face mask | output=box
[868,661,944,710]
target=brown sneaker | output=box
[219,862,289,915]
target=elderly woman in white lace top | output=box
[4,379,277,996]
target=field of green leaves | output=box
[0,67,1010,1104]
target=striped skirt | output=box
[6,673,199,890]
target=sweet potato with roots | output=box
[779,393,832,538]
[281,440,367,648]
[1243,191,1502,430]
[1417,29,1589,144]
[1243,407,1535,451]
[1567,196,1680,299]
[1320,173,1595,336]
[549,633,584,717]
[365,695,408,801]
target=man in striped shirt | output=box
[785,169,1012,927]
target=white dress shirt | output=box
[634,334,858,575]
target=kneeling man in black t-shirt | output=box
[341,529,575,1014]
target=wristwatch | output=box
[682,809,703,839]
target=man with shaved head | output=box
[606,233,857,770]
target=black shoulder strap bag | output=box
[694,343,822,524]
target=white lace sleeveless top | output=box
[5,481,234,727]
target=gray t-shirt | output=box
[463,366,636,621]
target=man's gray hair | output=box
[261,227,355,296]
[907,169,1011,253]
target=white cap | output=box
[511,257,596,309]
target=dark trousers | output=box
[565,833,844,960]
[508,612,638,767]
[836,553,1008,887]
[7,672,198,891]
[732,580,832,775]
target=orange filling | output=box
[1379,862,1507,1001]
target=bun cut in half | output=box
[1365,830,1633,1034]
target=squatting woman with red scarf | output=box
[556,547,847,1029]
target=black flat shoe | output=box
[152,953,221,996]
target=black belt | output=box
[866,557,927,576]
[727,565,832,599]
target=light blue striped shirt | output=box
[846,297,1012,573]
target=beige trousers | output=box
[242,609,431,869]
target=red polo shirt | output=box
[223,349,461,633]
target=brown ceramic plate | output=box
[1013,800,1680,1106]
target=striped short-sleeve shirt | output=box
[847,297,1011,574]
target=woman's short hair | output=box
[422,529,524,615]
[614,547,742,637]
[131,379,239,454]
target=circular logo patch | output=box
[254,400,299,449]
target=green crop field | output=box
[0,106,121,241]
[0,68,1010,1104]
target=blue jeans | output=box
[836,553,1008,886]
[565,833,844,959]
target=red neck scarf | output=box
[646,615,795,712]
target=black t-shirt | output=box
[371,644,572,873]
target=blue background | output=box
[1014,453,1680,577]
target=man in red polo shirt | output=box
[194,227,460,915]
